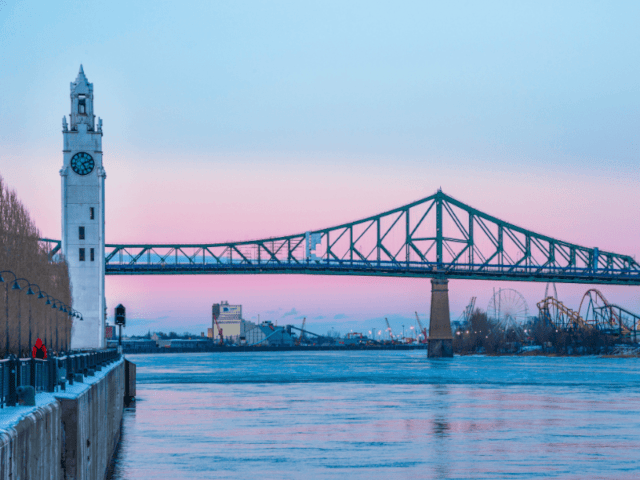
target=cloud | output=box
[333,314,348,320]
[282,308,298,317]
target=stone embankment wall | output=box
[0,401,62,478]
[0,359,124,480]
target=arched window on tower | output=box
[78,99,86,114]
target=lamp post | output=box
[70,310,83,353]
[0,270,18,357]
[52,300,60,354]
[60,304,80,353]
[59,304,66,352]
[14,279,34,357]
[65,305,75,350]
[27,284,45,353]
[43,294,55,353]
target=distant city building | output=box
[165,339,211,349]
[245,321,294,346]
[107,339,156,350]
[212,301,241,340]
[342,333,370,346]
[212,301,257,342]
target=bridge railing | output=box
[104,257,640,284]
[0,349,120,408]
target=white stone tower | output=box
[61,65,106,350]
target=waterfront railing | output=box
[0,349,121,408]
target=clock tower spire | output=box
[61,65,106,350]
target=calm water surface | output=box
[107,351,640,479]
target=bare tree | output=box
[0,174,73,356]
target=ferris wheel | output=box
[487,288,529,329]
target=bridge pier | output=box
[428,277,453,358]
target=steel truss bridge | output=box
[41,190,640,285]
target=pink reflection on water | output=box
[109,354,640,480]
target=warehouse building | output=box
[245,321,294,346]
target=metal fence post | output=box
[7,355,17,407]
[30,357,36,389]
[47,356,56,392]
[67,355,74,385]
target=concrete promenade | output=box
[0,358,124,479]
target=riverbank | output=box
[120,344,429,354]
[0,357,124,479]
[120,343,640,357]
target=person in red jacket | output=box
[32,338,47,359]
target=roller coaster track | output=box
[578,289,620,330]
[39,190,640,284]
[537,296,588,330]
[538,291,639,335]
[578,289,638,334]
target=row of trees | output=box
[454,309,618,355]
[0,175,73,357]
[453,310,503,354]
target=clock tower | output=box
[61,65,106,350]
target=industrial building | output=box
[210,301,257,342]
[161,339,212,349]
[245,321,294,346]
[106,339,157,351]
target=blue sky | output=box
[1,1,638,335]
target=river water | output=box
[107,351,640,479]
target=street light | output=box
[58,303,83,353]
[51,300,61,353]
[58,303,67,351]
[42,294,56,351]
[66,305,84,350]
[0,270,18,356]
[14,278,35,357]
[27,283,46,353]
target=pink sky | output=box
[3,149,638,336]
[2,1,639,335]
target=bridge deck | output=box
[40,190,640,285]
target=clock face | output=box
[70,152,95,176]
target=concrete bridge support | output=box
[428,277,453,357]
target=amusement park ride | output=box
[538,288,639,339]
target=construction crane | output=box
[414,312,428,344]
[385,317,395,343]
[462,297,477,323]
[295,317,306,346]
[213,315,224,345]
